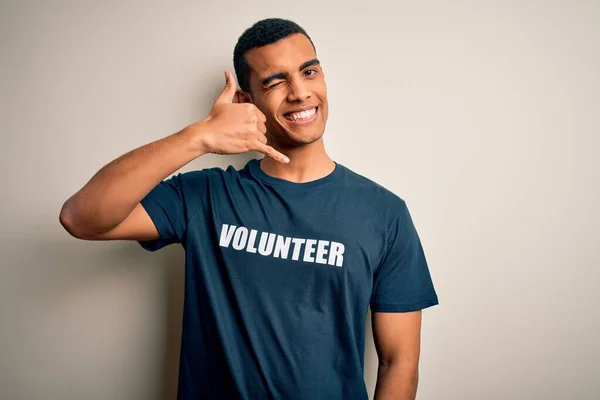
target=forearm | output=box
[60,125,206,236]
[374,362,419,400]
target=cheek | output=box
[314,81,327,101]
[259,94,285,116]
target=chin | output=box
[267,121,324,147]
[282,128,325,147]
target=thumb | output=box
[215,71,237,104]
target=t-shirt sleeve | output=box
[138,172,200,251]
[370,201,439,312]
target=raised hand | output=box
[191,71,289,164]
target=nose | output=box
[286,78,311,103]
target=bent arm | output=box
[59,126,207,240]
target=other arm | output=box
[372,310,422,400]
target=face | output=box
[240,33,328,148]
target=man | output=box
[60,18,438,400]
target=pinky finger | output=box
[253,142,289,164]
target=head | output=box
[233,18,328,149]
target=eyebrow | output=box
[261,59,321,86]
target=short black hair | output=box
[233,18,315,93]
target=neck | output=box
[259,138,335,183]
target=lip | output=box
[284,105,319,114]
[283,106,319,126]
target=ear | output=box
[234,90,252,104]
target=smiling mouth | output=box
[284,106,318,124]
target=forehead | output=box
[245,33,317,77]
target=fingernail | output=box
[283,156,290,164]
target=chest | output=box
[195,189,385,300]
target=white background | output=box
[1,0,599,399]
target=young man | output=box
[60,18,438,400]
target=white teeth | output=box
[287,107,316,121]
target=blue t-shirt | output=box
[139,158,438,400]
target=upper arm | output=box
[371,310,422,366]
[83,203,160,241]
[369,202,436,366]
[82,171,206,248]
[370,201,438,312]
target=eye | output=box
[304,68,318,77]
[268,81,284,89]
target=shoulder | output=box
[337,163,407,212]
[174,164,239,183]
[171,163,254,194]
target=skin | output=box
[58,31,423,400]
[372,310,423,400]
[236,33,335,183]
[242,33,328,148]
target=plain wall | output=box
[1,0,599,399]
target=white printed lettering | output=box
[303,239,317,262]
[328,242,345,267]
[291,238,306,261]
[232,227,248,250]
[316,240,329,264]
[219,224,345,267]
[219,224,237,247]
[246,229,258,253]
[258,232,276,256]
[273,235,291,259]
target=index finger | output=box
[255,109,267,123]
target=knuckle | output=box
[242,138,255,151]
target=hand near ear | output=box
[186,71,289,164]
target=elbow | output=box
[59,200,87,239]
[59,199,116,240]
